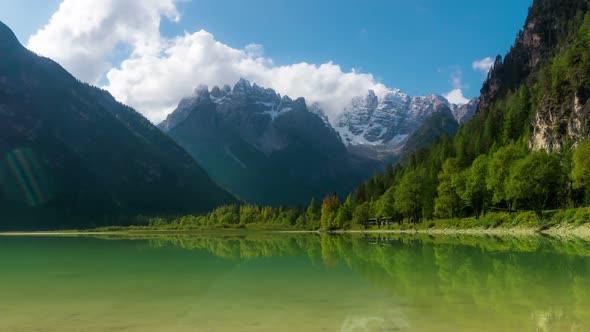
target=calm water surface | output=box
[1,233,590,331]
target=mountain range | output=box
[330,89,477,163]
[158,78,476,205]
[0,17,479,228]
[158,80,363,205]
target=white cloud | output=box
[27,0,386,123]
[449,66,465,90]
[443,66,470,105]
[30,0,483,123]
[472,57,494,74]
[104,29,386,123]
[27,0,179,84]
[444,89,470,105]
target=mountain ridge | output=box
[160,79,362,205]
[0,20,237,230]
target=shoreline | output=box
[2,223,590,239]
[330,224,590,239]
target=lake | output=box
[1,233,589,331]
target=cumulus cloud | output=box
[472,57,494,74]
[28,0,466,123]
[27,0,179,84]
[104,30,386,123]
[444,89,470,105]
[443,67,470,105]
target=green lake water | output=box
[1,233,590,331]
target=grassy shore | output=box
[346,208,590,238]
[2,208,590,239]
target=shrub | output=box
[511,212,539,227]
[480,212,511,229]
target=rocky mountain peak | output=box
[334,89,461,150]
[447,97,480,124]
[159,80,308,132]
[233,78,252,94]
[480,0,589,110]
[193,84,211,101]
[158,80,359,206]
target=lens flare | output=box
[2,148,52,207]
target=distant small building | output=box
[361,217,399,228]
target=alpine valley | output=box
[159,79,478,205]
[0,16,476,228]
[3,0,589,232]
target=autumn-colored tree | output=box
[320,194,340,230]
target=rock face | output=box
[526,0,590,153]
[0,21,237,230]
[331,89,477,161]
[479,1,587,111]
[160,79,362,205]
[478,0,590,152]
[452,97,480,124]
[530,88,590,151]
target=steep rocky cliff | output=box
[479,0,590,151]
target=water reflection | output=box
[141,233,590,331]
[1,233,589,331]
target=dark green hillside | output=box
[0,21,237,230]
[161,81,363,206]
[403,105,459,155]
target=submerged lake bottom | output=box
[1,233,590,331]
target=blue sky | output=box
[0,0,531,121]
[174,0,531,98]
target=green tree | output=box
[294,214,307,228]
[507,151,564,219]
[486,144,525,210]
[335,195,354,229]
[239,205,259,225]
[458,155,490,217]
[375,187,397,219]
[306,197,320,224]
[352,202,371,227]
[434,158,462,219]
[394,170,425,222]
[572,141,590,205]
[572,141,590,189]
[502,87,531,143]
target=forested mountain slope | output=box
[0,21,237,230]
[330,0,590,227]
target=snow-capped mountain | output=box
[451,97,480,124]
[330,89,478,151]
[159,79,364,206]
[159,79,305,139]
[158,79,480,204]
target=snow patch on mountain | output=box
[159,79,480,159]
[451,97,480,124]
[159,79,304,132]
[328,88,475,149]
